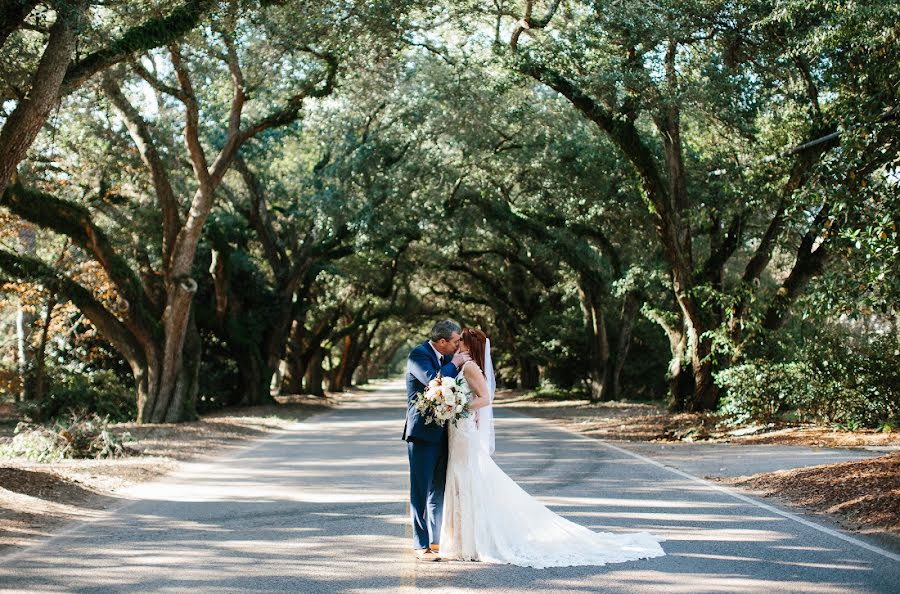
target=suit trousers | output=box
[407,434,448,550]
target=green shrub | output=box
[0,413,133,462]
[0,423,64,463]
[716,329,900,428]
[716,362,811,425]
[800,330,900,426]
[17,369,135,423]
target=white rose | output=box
[455,404,463,413]
[429,379,440,389]
[441,376,455,387]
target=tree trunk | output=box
[342,337,369,389]
[225,287,274,406]
[592,309,612,400]
[0,8,78,197]
[611,291,641,400]
[329,334,355,392]
[644,307,693,410]
[518,357,540,390]
[333,324,379,391]
[355,351,371,385]
[136,296,201,423]
[282,358,305,394]
[257,289,307,397]
[209,247,274,406]
[15,306,34,403]
[236,347,269,406]
[578,279,612,401]
[30,289,56,403]
[135,345,200,423]
[15,224,38,402]
[686,323,718,411]
[304,347,325,397]
[280,319,306,394]
[668,356,694,412]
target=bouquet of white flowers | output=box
[414,374,471,427]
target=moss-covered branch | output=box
[61,0,217,94]
[1,183,153,318]
[238,50,339,142]
[0,249,142,366]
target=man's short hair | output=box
[430,319,461,342]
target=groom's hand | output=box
[451,351,471,368]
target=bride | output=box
[440,327,665,568]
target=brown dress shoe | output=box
[415,548,440,562]
[429,543,440,553]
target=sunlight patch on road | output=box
[537,495,744,509]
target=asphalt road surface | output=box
[1,380,898,593]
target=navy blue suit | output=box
[403,340,459,549]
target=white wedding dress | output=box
[440,362,665,568]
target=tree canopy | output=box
[1,0,897,427]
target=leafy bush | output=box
[716,329,900,428]
[0,424,63,463]
[17,369,135,423]
[196,331,241,412]
[799,329,900,427]
[0,413,133,462]
[716,362,811,425]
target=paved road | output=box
[1,380,898,593]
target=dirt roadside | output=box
[0,396,334,556]
[719,453,900,541]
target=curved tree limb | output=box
[0,7,78,197]
[129,57,187,102]
[101,73,181,268]
[238,50,339,143]
[1,183,152,315]
[234,158,289,274]
[742,129,838,285]
[509,0,562,51]
[0,249,143,367]
[761,203,832,331]
[60,0,217,94]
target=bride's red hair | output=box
[460,328,487,377]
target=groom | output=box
[403,319,470,561]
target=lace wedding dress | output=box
[440,363,665,568]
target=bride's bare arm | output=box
[463,363,491,410]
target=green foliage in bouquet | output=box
[414,374,472,427]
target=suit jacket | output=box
[402,340,460,442]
